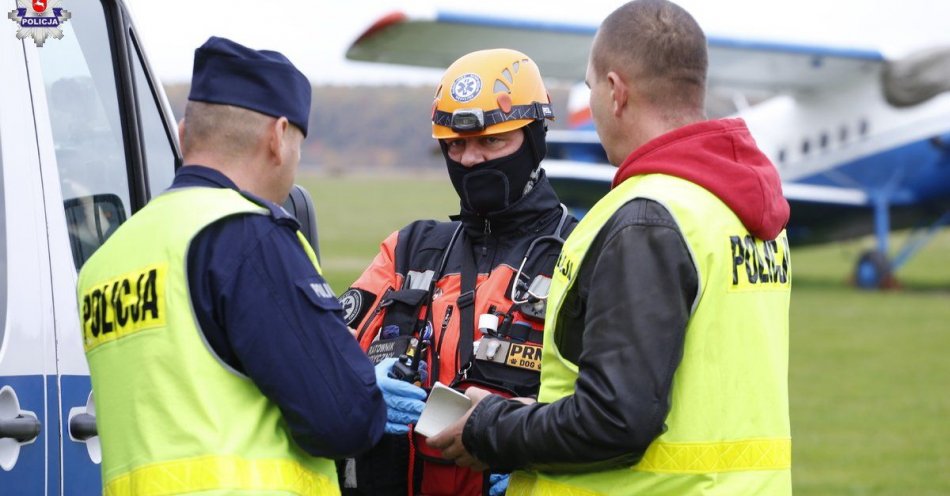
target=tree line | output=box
[164,83,572,172]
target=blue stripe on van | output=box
[0,375,46,495]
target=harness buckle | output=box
[457,290,476,309]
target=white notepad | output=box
[415,382,473,437]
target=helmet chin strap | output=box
[523,120,548,165]
[520,120,548,198]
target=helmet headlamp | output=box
[450,109,485,133]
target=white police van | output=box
[0,1,318,493]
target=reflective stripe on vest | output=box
[514,174,791,495]
[78,187,336,495]
[104,455,337,496]
[635,437,791,474]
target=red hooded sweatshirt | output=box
[612,118,789,240]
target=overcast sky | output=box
[124,0,950,86]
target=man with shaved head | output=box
[428,1,793,494]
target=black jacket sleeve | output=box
[462,199,698,472]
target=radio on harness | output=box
[389,323,432,386]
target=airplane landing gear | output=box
[853,250,898,289]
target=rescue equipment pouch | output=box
[379,288,429,337]
[467,326,543,398]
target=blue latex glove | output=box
[489,473,509,496]
[375,358,427,434]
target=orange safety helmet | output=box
[432,49,555,139]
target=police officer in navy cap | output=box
[77,36,386,495]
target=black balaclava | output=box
[442,120,548,216]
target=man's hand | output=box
[426,387,492,470]
[375,358,426,434]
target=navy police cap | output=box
[189,36,311,136]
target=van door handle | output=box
[68,413,97,441]
[0,415,41,443]
[67,391,102,464]
[0,385,41,470]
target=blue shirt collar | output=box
[171,165,240,190]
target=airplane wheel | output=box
[853,250,897,289]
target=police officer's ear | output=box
[268,116,292,165]
[177,118,186,152]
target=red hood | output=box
[612,118,789,240]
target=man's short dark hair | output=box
[181,101,272,157]
[592,0,707,110]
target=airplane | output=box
[345,9,950,289]
[1,0,318,492]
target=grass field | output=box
[300,172,950,495]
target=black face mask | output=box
[443,122,547,216]
[444,136,536,216]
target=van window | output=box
[38,0,131,269]
[130,33,176,196]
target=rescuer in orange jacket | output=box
[338,49,577,496]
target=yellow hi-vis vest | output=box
[509,174,792,496]
[77,187,339,496]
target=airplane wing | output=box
[346,11,595,80]
[346,10,886,93]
